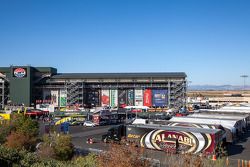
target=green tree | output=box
[53,134,74,161]
[11,114,39,138]
[2,114,39,151]
[72,154,98,167]
[0,122,13,144]
[41,134,74,161]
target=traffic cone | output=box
[212,155,216,161]
[89,138,93,144]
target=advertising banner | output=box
[143,89,152,107]
[60,90,67,107]
[87,89,100,107]
[110,89,118,107]
[127,89,134,106]
[118,89,127,107]
[43,89,51,101]
[152,90,168,107]
[126,126,215,154]
[134,89,143,106]
[101,89,110,107]
[51,90,59,107]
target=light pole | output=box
[186,80,192,110]
[240,75,248,94]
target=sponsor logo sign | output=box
[140,130,213,154]
[134,89,143,106]
[152,90,168,107]
[143,89,152,106]
[13,68,27,78]
[110,89,118,107]
[127,89,134,106]
[101,89,110,106]
[118,89,127,107]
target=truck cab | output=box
[102,124,126,142]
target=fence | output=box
[225,157,250,167]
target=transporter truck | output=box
[102,124,226,155]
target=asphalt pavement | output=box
[39,122,250,167]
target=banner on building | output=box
[118,89,127,107]
[143,89,152,107]
[127,89,134,106]
[60,90,67,107]
[43,89,51,101]
[134,89,143,106]
[51,90,59,107]
[101,89,110,107]
[110,89,118,107]
[86,89,100,107]
[152,89,168,107]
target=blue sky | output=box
[0,0,249,85]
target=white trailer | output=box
[200,109,250,114]
[189,113,249,131]
[170,116,238,142]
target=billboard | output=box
[110,89,118,107]
[126,126,217,154]
[51,90,59,107]
[134,89,143,106]
[127,89,134,106]
[87,89,100,107]
[152,90,167,107]
[60,90,67,107]
[118,89,127,107]
[101,89,110,107]
[12,68,27,78]
[143,89,152,107]
[43,89,51,101]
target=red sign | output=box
[143,89,152,106]
[101,95,109,106]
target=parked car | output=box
[83,121,95,127]
[69,119,84,126]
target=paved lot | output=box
[227,129,250,166]
[39,122,250,166]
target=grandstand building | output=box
[0,66,187,110]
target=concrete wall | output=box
[9,66,32,106]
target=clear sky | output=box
[0,0,249,85]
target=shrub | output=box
[0,122,13,144]
[36,143,56,160]
[0,145,39,167]
[0,144,20,164]
[41,134,74,161]
[98,144,150,167]
[72,154,98,167]
[53,134,74,161]
[18,149,39,167]
[11,114,39,138]
[31,159,66,167]
[5,131,29,150]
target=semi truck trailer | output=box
[102,124,225,155]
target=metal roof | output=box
[51,72,187,79]
[128,124,221,134]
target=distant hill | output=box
[189,85,250,91]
